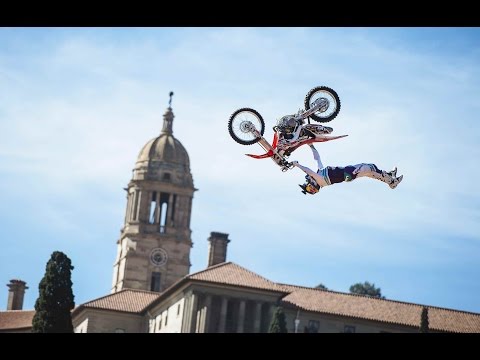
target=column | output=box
[237,300,246,333]
[124,192,131,224]
[253,302,262,333]
[155,192,160,224]
[218,297,228,333]
[132,190,140,221]
[128,191,135,221]
[267,303,275,331]
[136,190,143,222]
[195,296,202,333]
[166,193,174,227]
[181,295,191,333]
[200,295,212,333]
[185,293,198,333]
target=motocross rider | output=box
[292,144,403,195]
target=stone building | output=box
[2,100,480,333]
[111,103,195,294]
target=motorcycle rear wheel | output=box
[228,108,265,145]
[304,86,341,123]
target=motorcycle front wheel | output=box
[228,108,265,145]
[304,86,341,123]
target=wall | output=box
[72,308,145,333]
[150,297,185,333]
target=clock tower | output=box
[111,94,196,293]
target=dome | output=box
[132,106,193,187]
[136,134,190,167]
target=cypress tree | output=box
[268,306,288,333]
[32,251,75,333]
[420,307,429,333]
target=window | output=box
[163,173,171,182]
[344,325,356,333]
[157,316,162,331]
[177,303,181,316]
[308,320,320,333]
[151,272,161,292]
[164,312,168,326]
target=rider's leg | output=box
[351,164,402,189]
[302,128,316,139]
[309,145,324,169]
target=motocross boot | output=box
[387,167,397,177]
[367,168,398,188]
[389,175,403,189]
[320,125,333,134]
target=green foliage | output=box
[420,307,429,333]
[315,283,328,290]
[349,281,385,299]
[32,251,75,333]
[268,306,288,333]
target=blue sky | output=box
[1,27,479,314]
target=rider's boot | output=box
[369,168,400,189]
[378,171,403,189]
[389,175,403,189]
[387,167,397,177]
[322,125,333,134]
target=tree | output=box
[268,306,288,333]
[349,281,385,299]
[420,307,429,333]
[315,283,328,290]
[32,251,75,333]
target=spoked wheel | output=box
[228,108,265,145]
[304,86,341,123]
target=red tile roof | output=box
[188,262,287,293]
[0,310,35,331]
[79,289,161,314]
[280,284,480,333]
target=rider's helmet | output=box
[299,175,320,195]
[277,115,297,134]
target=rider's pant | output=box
[327,164,394,186]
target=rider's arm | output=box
[292,161,321,182]
[309,144,324,169]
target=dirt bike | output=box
[228,86,348,171]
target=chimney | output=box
[7,279,28,310]
[207,232,230,267]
